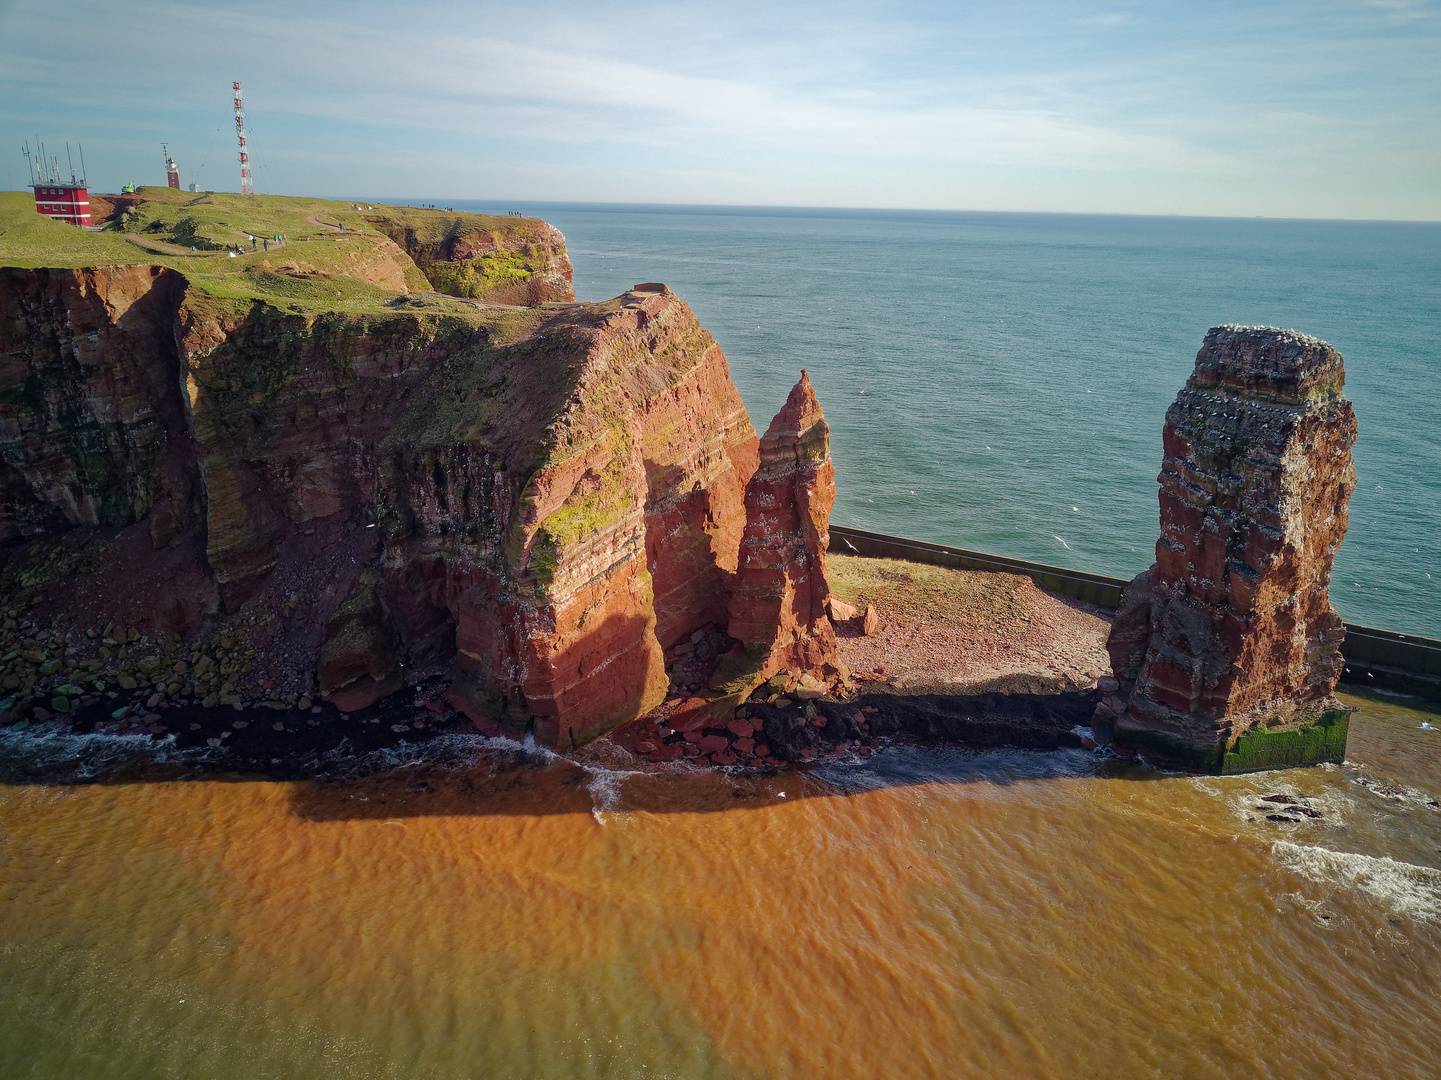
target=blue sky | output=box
[2,0,1437,218]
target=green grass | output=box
[0,191,148,266]
[0,188,569,315]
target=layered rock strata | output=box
[1094,325,1357,772]
[0,267,757,748]
[724,371,846,693]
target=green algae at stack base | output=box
[1220,708,1351,775]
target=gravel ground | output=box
[827,554,1113,695]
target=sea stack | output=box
[725,371,846,693]
[1094,326,1358,773]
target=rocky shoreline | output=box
[0,552,1112,784]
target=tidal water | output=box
[1,688,1438,1079]
[3,205,1438,1078]
[454,203,1441,639]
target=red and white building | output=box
[24,141,91,226]
[31,183,91,226]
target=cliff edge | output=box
[0,193,764,747]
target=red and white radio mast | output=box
[233,81,254,195]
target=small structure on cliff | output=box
[23,140,91,227]
[1094,325,1358,773]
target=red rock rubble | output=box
[1094,325,1357,770]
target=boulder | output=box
[697,733,729,754]
[862,604,882,636]
[1095,326,1357,773]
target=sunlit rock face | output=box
[444,284,759,748]
[1095,325,1358,772]
[726,371,846,693]
[0,267,758,748]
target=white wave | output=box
[586,769,626,825]
[581,760,659,825]
[1273,840,1441,923]
[0,726,211,780]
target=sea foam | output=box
[1274,840,1441,923]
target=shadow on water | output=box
[0,685,1176,820]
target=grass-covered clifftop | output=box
[0,188,573,311]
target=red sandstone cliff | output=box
[365,212,575,306]
[0,266,755,748]
[1094,325,1357,770]
[439,284,758,745]
[726,371,844,691]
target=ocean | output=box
[2,203,1440,1080]
[1,687,1438,1079]
[450,203,1441,639]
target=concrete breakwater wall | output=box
[830,524,1441,705]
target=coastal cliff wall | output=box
[0,266,754,747]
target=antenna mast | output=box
[233,81,254,195]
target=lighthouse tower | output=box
[163,143,180,189]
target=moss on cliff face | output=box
[0,258,752,747]
[1221,709,1350,774]
[425,249,533,298]
[540,456,633,550]
[361,207,574,305]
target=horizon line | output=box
[356,197,1441,227]
[6,186,1437,226]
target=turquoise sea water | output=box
[446,203,1440,638]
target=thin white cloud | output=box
[1,0,1437,217]
[1362,0,1437,21]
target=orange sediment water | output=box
[2,688,1439,1079]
